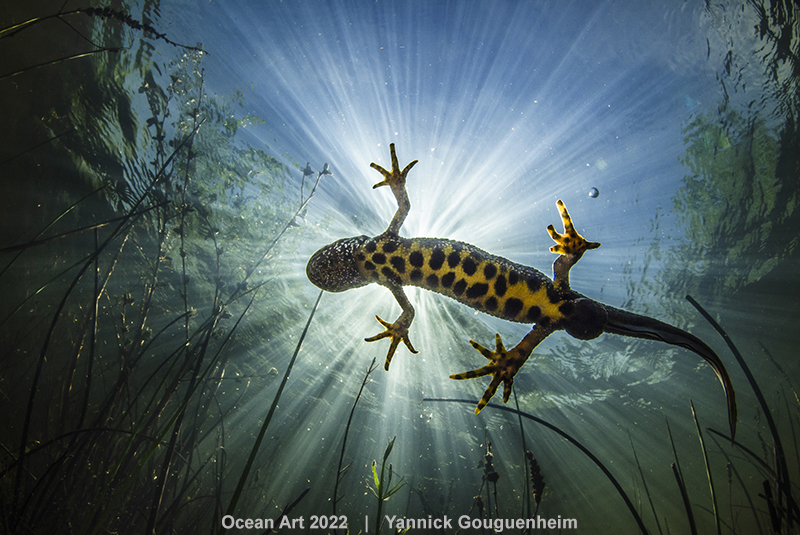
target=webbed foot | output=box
[370,143,418,190]
[547,199,600,256]
[365,314,418,370]
[450,334,526,414]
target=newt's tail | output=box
[603,305,737,439]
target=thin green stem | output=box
[628,430,663,535]
[332,357,378,527]
[671,463,697,535]
[0,48,123,80]
[691,401,720,535]
[219,290,324,533]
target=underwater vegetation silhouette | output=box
[1,4,330,533]
[1,1,799,534]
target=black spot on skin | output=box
[370,272,380,280]
[494,275,507,297]
[365,241,377,253]
[372,253,386,264]
[527,306,541,322]
[462,256,477,276]
[382,241,398,253]
[441,272,455,288]
[526,277,542,293]
[508,271,519,286]
[426,274,439,287]
[364,261,376,271]
[409,251,424,268]
[547,285,561,304]
[559,302,574,315]
[429,248,445,270]
[504,298,524,318]
[410,269,423,282]
[539,316,551,327]
[381,267,401,284]
[447,251,460,268]
[466,283,489,299]
[390,256,406,274]
[485,296,498,312]
[453,279,467,296]
[356,253,365,261]
[483,263,497,280]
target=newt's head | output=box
[307,236,370,292]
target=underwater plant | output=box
[1,4,329,533]
[526,450,546,518]
[366,436,407,535]
[332,356,379,526]
[482,441,500,518]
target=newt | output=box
[306,144,737,437]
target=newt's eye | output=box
[307,236,370,292]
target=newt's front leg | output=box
[365,285,418,370]
[370,143,418,236]
[548,199,600,293]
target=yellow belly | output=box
[356,236,565,325]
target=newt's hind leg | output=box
[365,285,418,370]
[547,199,600,292]
[450,324,554,414]
[370,143,418,236]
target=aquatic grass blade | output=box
[0,202,166,255]
[628,430,663,535]
[665,417,697,534]
[690,401,721,535]
[706,428,779,479]
[671,463,697,535]
[513,390,533,519]
[332,357,378,524]
[84,291,259,535]
[0,183,104,276]
[0,48,124,81]
[707,433,765,535]
[687,295,796,526]
[219,290,323,533]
